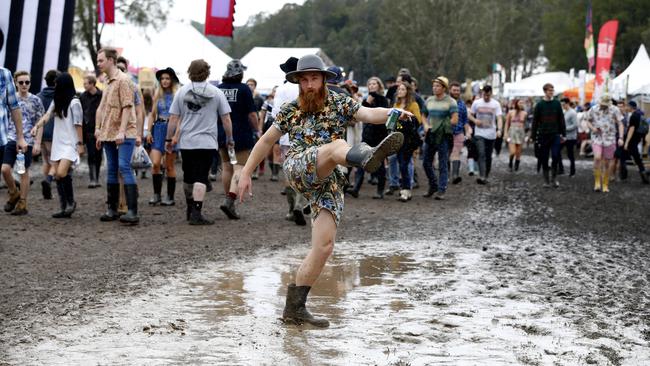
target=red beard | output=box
[298,85,327,114]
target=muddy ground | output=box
[1,149,649,365]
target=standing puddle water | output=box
[6,239,649,365]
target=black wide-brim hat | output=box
[155,67,179,84]
[285,54,336,84]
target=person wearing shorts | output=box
[217,60,260,220]
[2,71,43,215]
[585,95,624,192]
[146,67,180,206]
[448,82,471,184]
[238,54,408,328]
[168,59,233,225]
[504,99,528,172]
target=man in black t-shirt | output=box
[218,60,261,219]
[79,74,103,188]
[622,101,649,184]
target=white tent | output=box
[502,72,574,98]
[241,47,334,94]
[612,44,650,97]
[633,83,650,95]
[70,19,232,84]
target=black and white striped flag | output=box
[0,0,76,93]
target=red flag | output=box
[205,0,236,37]
[595,20,618,86]
[97,0,115,24]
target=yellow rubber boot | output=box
[593,169,601,192]
[602,170,610,193]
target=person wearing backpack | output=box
[622,101,649,184]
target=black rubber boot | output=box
[120,184,140,224]
[346,132,404,173]
[149,174,162,205]
[100,183,120,221]
[641,170,650,184]
[285,186,296,221]
[52,180,69,218]
[293,193,307,226]
[451,161,462,184]
[515,159,520,171]
[189,200,214,225]
[270,164,279,182]
[281,284,330,328]
[183,183,194,221]
[542,170,551,188]
[508,156,514,172]
[161,177,176,206]
[88,166,97,188]
[373,173,385,199]
[220,195,240,220]
[62,175,76,216]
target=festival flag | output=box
[584,2,595,72]
[205,0,236,37]
[594,20,618,86]
[0,0,76,93]
[97,0,114,24]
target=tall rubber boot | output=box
[293,193,307,226]
[270,164,279,182]
[62,175,76,215]
[451,160,462,184]
[508,155,514,172]
[285,186,296,221]
[281,284,330,328]
[374,171,386,199]
[161,177,176,206]
[184,183,194,221]
[542,169,551,188]
[593,169,602,192]
[602,170,610,193]
[149,173,162,205]
[100,183,120,221]
[52,180,69,218]
[88,165,96,188]
[346,132,404,173]
[120,184,140,224]
[515,159,521,171]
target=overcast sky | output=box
[174,0,306,26]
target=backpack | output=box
[637,115,649,136]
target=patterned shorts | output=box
[284,146,345,226]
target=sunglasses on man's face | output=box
[18,80,31,85]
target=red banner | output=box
[205,0,236,37]
[595,20,618,86]
[97,0,115,24]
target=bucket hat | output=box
[432,76,449,89]
[599,94,611,107]
[155,67,179,83]
[286,54,336,84]
[223,59,247,78]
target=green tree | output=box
[73,0,173,74]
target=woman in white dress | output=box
[32,73,84,218]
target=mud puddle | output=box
[5,231,649,365]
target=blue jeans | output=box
[104,139,136,185]
[388,154,413,188]
[396,150,414,189]
[474,136,494,179]
[537,134,561,176]
[422,139,450,192]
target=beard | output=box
[298,84,327,114]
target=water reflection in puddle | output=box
[7,239,649,365]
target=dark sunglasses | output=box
[17,80,31,85]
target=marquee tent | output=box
[502,72,574,98]
[241,47,334,94]
[612,44,650,97]
[70,20,232,84]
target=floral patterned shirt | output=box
[273,91,361,158]
[9,93,44,145]
[587,105,622,147]
[96,70,137,141]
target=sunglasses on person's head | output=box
[18,80,31,85]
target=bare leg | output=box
[229,164,243,194]
[221,159,233,193]
[19,171,29,199]
[1,164,16,192]
[150,150,163,174]
[296,210,336,286]
[315,139,351,180]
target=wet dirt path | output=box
[2,154,650,365]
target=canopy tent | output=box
[612,44,650,98]
[502,72,575,98]
[562,78,595,102]
[241,47,334,94]
[633,83,650,95]
[70,20,232,84]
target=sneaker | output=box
[434,191,445,200]
[4,190,20,212]
[468,171,475,176]
[208,173,218,182]
[348,189,359,198]
[423,187,436,198]
[384,186,398,196]
[452,176,462,184]
[11,198,28,215]
[476,178,487,185]
[251,172,259,180]
[398,189,411,202]
[372,192,384,199]
[553,180,560,188]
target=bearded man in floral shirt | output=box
[238,55,409,328]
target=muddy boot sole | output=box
[364,132,404,173]
[293,209,307,226]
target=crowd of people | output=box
[2,50,649,327]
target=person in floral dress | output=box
[238,55,409,328]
